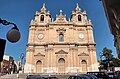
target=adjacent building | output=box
[101,0,120,58]
[24,3,98,74]
[0,55,16,74]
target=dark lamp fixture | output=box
[0,18,21,43]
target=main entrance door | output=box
[81,60,87,73]
[36,60,42,73]
[58,58,65,73]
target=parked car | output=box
[85,74,98,79]
[26,75,45,79]
[114,71,120,79]
[45,76,58,79]
[107,72,115,79]
[68,74,91,79]
[87,72,110,79]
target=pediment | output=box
[55,10,67,23]
[55,49,68,54]
[34,53,45,57]
[78,52,89,56]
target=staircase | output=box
[1,73,70,79]
[1,73,28,79]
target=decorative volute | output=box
[55,10,67,23]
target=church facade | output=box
[24,3,98,73]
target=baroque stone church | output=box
[24,3,98,73]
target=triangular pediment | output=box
[55,49,68,54]
[78,52,89,56]
[34,53,45,57]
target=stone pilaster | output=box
[87,25,94,43]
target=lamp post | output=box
[20,53,24,73]
[0,18,21,74]
[0,18,21,61]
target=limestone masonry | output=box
[24,3,98,74]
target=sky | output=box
[0,0,117,61]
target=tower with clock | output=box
[24,3,99,73]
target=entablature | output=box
[27,42,96,47]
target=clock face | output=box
[79,34,84,39]
[38,34,44,40]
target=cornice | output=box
[48,22,74,25]
[27,42,96,46]
[29,22,92,28]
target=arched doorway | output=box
[81,60,87,73]
[36,60,42,73]
[58,58,65,73]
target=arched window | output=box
[81,60,87,72]
[36,60,42,73]
[81,60,87,64]
[58,58,65,64]
[36,60,42,65]
[40,15,44,21]
[58,58,65,73]
[78,15,81,21]
[59,34,64,42]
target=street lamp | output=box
[20,53,24,65]
[0,18,21,62]
[20,53,24,73]
[0,18,21,43]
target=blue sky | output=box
[0,0,117,61]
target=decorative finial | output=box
[60,10,63,15]
[40,3,46,12]
[60,10,62,13]
[43,3,45,8]
[83,11,87,15]
[88,19,92,25]
[30,19,35,25]
[76,3,79,8]
[76,3,81,12]
[47,11,50,14]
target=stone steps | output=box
[1,73,70,79]
[1,74,18,79]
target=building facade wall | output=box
[24,3,98,73]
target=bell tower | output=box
[34,3,51,24]
[71,3,87,23]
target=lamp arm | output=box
[0,18,19,30]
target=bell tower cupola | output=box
[70,3,87,24]
[31,3,51,25]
